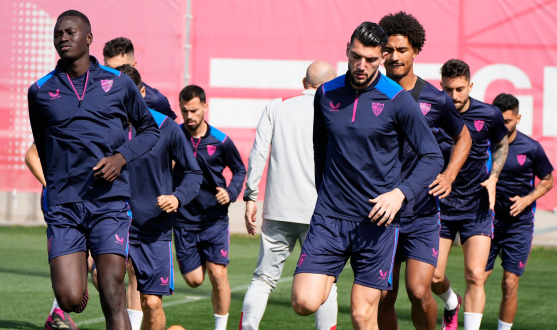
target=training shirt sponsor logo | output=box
[372,103,384,116]
[432,248,439,258]
[420,102,431,116]
[160,277,169,285]
[378,270,388,280]
[115,234,124,245]
[49,89,61,100]
[101,79,113,93]
[297,254,307,267]
[207,145,217,156]
[517,154,527,166]
[474,120,484,131]
[220,249,228,258]
[329,102,340,111]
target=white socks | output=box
[241,278,273,329]
[464,312,483,330]
[127,309,143,330]
[498,319,513,330]
[438,286,459,310]
[214,313,229,330]
[50,298,60,315]
[315,283,338,330]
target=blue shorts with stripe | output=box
[43,197,132,261]
[294,213,399,290]
[129,239,175,295]
[486,217,534,276]
[395,212,440,267]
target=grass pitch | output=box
[0,226,556,329]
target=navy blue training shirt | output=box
[28,56,160,206]
[128,110,203,241]
[439,98,508,220]
[143,82,177,120]
[313,72,444,225]
[173,124,246,226]
[494,131,553,223]
[399,79,465,219]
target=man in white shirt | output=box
[240,61,338,330]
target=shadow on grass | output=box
[0,320,43,329]
[0,266,50,278]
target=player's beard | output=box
[348,67,376,88]
[186,119,202,131]
[455,96,470,112]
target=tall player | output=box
[241,61,338,330]
[485,93,554,330]
[103,37,177,119]
[174,85,246,330]
[378,12,472,330]
[28,10,160,330]
[432,59,509,330]
[291,22,443,330]
[116,65,203,330]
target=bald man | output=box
[240,61,338,330]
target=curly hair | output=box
[441,59,470,80]
[379,11,425,52]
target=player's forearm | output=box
[27,159,46,186]
[443,125,472,181]
[490,135,509,179]
[244,150,270,201]
[525,174,554,204]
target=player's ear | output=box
[346,42,351,57]
[302,77,307,89]
[140,86,146,98]
[132,60,137,68]
[413,48,418,58]
[469,82,474,92]
[516,114,521,124]
[87,32,93,46]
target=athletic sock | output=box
[127,309,143,330]
[50,298,60,315]
[498,319,513,330]
[315,283,338,330]
[214,313,228,330]
[241,278,272,329]
[464,312,483,330]
[438,286,459,310]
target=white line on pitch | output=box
[76,276,294,326]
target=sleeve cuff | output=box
[115,147,132,163]
[173,191,187,207]
[397,183,415,202]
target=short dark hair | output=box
[379,11,426,53]
[179,85,206,104]
[350,22,388,49]
[441,59,470,80]
[103,37,134,58]
[493,93,519,114]
[116,64,142,89]
[57,10,91,33]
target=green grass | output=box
[1,226,556,329]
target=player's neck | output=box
[61,55,90,79]
[396,71,418,91]
[508,129,518,144]
[188,120,208,139]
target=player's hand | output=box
[157,195,180,213]
[368,188,405,226]
[215,187,230,205]
[481,176,498,210]
[509,195,531,217]
[245,200,258,235]
[93,154,127,182]
[429,172,455,199]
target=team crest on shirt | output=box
[49,89,61,100]
[329,102,340,111]
[420,102,431,115]
[207,145,217,156]
[372,103,384,116]
[474,120,484,131]
[101,79,113,93]
[517,154,526,166]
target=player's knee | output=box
[291,295,319,316]
[465,268,486,286]
[56,291,85,313]
[502,275,519,296]
[208,266,228,287]
[183,273,204,288]
[431,272,444,285]
[351,306,371,325]
[141,295,162,315]
[407,284,431,305]
[380,289,397,307]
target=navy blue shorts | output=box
[294,213,399,290]
[486,218,534,276]
[439,213,493,244]
[44,198,132,262]
[174,220,230,274]
[395,213,440,266]
[129,239,174,295]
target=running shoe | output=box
[441,294,462,330]
[45,308,78,330]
